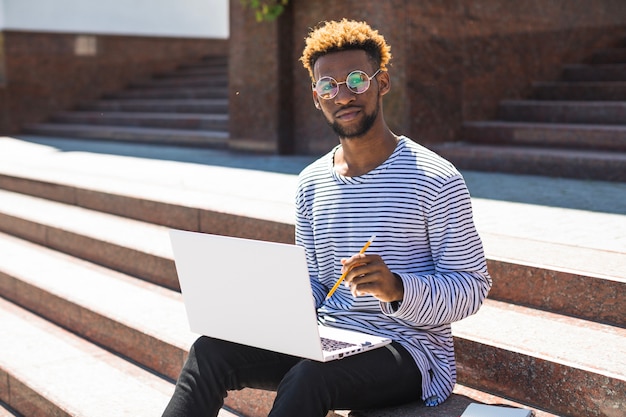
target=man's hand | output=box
[341,253,404,302]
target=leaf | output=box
[241,0,289,22]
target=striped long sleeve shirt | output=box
[295,136,491,406]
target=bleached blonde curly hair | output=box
[300,19,392,81]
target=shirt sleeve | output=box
[380,175,492,325]
[295,182,328,309]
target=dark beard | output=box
[325,101,380,139]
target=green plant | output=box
[241,0,289,21]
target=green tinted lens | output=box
[346,71,369,93]
[315,77,338,99]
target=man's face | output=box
[312,50,384,139]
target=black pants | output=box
[162,336,422,417]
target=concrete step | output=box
[1,169,624,329]
[129,74,228,89]
[76,98,229,113]
[22,123,229,147]
[0,295,176,416]
[461,121,626,151]
[562,63,626,81]
[343,385,559,417]
[178,57,228,70]
[532,81,626,101]
[0,234,489,417]
[0,137,297,239]
[155,65,228,78]
[452,299,626,417]
[1,136,624,416]
[455,41,626,181]
[0,142,623,324]
[0,233,595,417]
[0,297,240,417]
[588,47,626,64]
[51,111,228,131]
[188,55,229,65]
[140,54,228,82]
[433,142,626,181]
[0,234,273,417]
[104,86,228,100]
[17,53,230,153]
[0,189,178,289]
[479,232,625,328]
[0,231,192,380]
[0,141,626,316]
[0,167,295,287]
[497,100,626,125]
[1,182,623,329]
[0,402,21,417]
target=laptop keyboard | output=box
[320,337,357,352]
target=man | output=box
[162,19,491,417]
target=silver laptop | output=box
[169,229,391,362]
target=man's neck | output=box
[334,128,398,177]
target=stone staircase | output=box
[15,39,626,184]
[434,40,626,182]
[23,55,230,148]
[0,136,624,417]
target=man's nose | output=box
[333,83,356,105]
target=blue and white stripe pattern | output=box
[295,136,491,406]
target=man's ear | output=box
[312,91,322,109]
[378,70,391,96]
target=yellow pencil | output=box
[326,235,376,300]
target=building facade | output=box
[0,0,228,134]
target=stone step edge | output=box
[0,298,241,417]
[433,142,626,159]
[102,92,230,100]
[49,114,229,130]
[484,255,625,328]
[464,119,626,133]
[0,167,296,240]
[0,175,623,327]
[0,173,622,282]
[21,124,230,148]
[2,161,622,274]
[0,401,22,417]
[433,143,626,182]
[75,99,230,112]
[54,111,229,120]
[87,98,230,104]
[561,63,626,81]
[0,296,549,417]
[462,121,626,151]
[465,120,626,130]
[1,193,622,327]
[452,299,626,416]
[0,298,176,417]
[107,86,229,94]
[130,78,228,88]
[342,384,559,417]
[496,100,626,124]
[501,99,626,105]
[0,234,597,417]
[533,80,626,87]
[0,230,193,379]
[22,123,229,138]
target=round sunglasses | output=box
[312,69,382,100]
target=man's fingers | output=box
[351,280,382,297]
[341,253,373,272]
